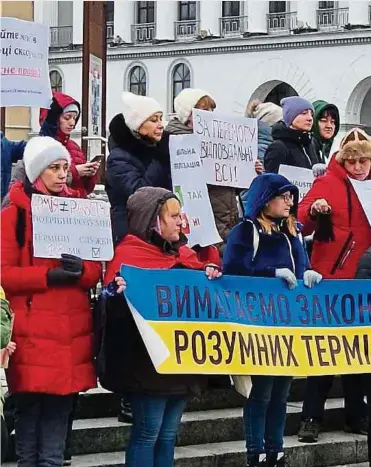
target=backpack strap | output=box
[245,219,259,260]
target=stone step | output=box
[75,377,343,420]
[4,432,368,467]
[6,399,347,460]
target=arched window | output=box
[129,66,147,96]
[172,63,191,106]
[49,70,63,92]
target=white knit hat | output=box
[174,88,214,124]
[63,103,79,115]
[24,136,71,183]
[247,100,283,127]
[121,92,163,132]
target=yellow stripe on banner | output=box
[149,321,371,376]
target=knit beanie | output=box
[24,136,71,183]
[121,92,163,132]
[246,100,283,126]
[174,88,215,124]
[281,96,314,127]
[63,103,79,114]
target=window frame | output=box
[222,1,240,17]
[49,69,63,93]
[128,65,147,96]
[269,1,287,14]
[172,63,191,110]
[137,1,155,24]
[179,1,197,21]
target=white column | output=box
[33,0,45,24]
[200,1,221,36]
[113,0,135,43]
[296,1,317,29]
[348,1,370,26]
[246,1,269,34]
[155,1,177,41]
[44,0,59,26]
[73,1,84,45]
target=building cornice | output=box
[49,33,371,65]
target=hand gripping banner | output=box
[122,266,371,376]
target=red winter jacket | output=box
[298,156,371,279]
[39,92,97,196]
[1,181,101,395]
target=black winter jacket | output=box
[105,114,171,244]
[264,122,320,173]
[355,248,371,279]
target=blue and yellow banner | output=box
[122,266,371,376]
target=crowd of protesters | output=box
[0,88,370,467]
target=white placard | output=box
[279,165,314,201]
[349,178,371,226]
[170,134,222,247]
[0,18,52,108]
[192,109,258,189]
[31,195,113,261]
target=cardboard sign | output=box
[192,109,258,189]
[31,194,113,261]
[170,134,222,247]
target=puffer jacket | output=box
[298,156,371,279]
[264,121,320,173]
[164,118,238,253]
[1,181,101,395]
[106,114,171,244]
[39,92,97,196]
[356,248,371,279]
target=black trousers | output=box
[302,374,368,425]
[64,394,79,459]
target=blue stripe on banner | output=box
[121,266,371,328]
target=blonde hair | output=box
[257,210,298,237]
[195,95,216,111]
[246,99,261,118]
[160,198,181,219]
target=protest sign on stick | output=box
[350,178,371,227]
[31,195,113,261]
[170,134,222,247]
[279,165,314,201]
[123,265,371,377]
[0,17,52,108]
[192,109,258,189]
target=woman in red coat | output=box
[102,186,221,467]
[1,136,101,467]
[39,91,100,196]
[297,128,371,443]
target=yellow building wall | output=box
[0,1,34,141]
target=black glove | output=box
[61,254,83,274]
[47,268,81,286]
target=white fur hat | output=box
[174,88,215,124]
[24,136,71,183]
[121,92,163,132]
[247,100,283,127]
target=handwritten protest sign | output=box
[0,17,52,107]
[279,165,314,201]
[122,265,371,376]
[170,134,222,247]
[192,109,258,188]
[31,195,113,261]
[350,178,371,227]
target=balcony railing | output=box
[131,22,156,43]
[267,11,298,34]
[50,26,73,47]
[107,21,114,40]
[175,20,200,40]
[317,7,349,30]
[220,15,248,37]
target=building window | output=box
[49,70,63,92]
[129,66,147,96]
[179,1,197,21]
[319,1,335,9]
[137,1,155,23]
[269,1,287,14]
[172,63,191,108]
[222,1,240,17]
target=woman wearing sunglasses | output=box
[223,173,322,467]
[297,128,371,443]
